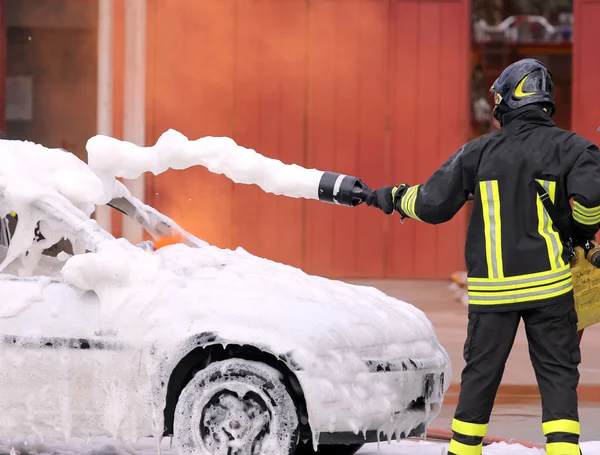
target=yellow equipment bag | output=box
[571,246,600,330]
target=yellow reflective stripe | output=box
[547,182,565,267]
[400,186,422,221]
[480,181,503,278]
[546,442,580,455]
[536,180,564,269]
[403,187,416,218]
[448,440,482,455]
[469,277,571,297]
[573,200,600,216]
[405,187,417,218]
[573,200,600,225]
[400,187,411,216]
[480,181,494,278]
[542,419,580,436]
[469,282,572,305]
[468,264,570,286]
[408,185,422,221]
[468,266,571,291]
[573,210,600,225]
[491,181,503,277]
[451,419,488,437]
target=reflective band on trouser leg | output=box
[542,419,581,436]
[448,440,483,455]
[480,180,503,279]
[452,419,488,437]
[536,180,564,269]
[546,442,581,455]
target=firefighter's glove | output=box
[366,186,399,215]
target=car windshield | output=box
[104,183,205,249]
[0,181,206,277]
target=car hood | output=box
[62,240,447,366]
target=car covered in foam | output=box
[0,144,451,455]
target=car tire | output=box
[294,442,364,455]
[173,358,300,455]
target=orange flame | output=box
[154,234,184,249]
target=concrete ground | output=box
[348,279,600,443]
[431,402,600,444]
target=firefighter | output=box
[366,58,600,455]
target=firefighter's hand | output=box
[365,186,395,215]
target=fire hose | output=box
[420,428,544,449]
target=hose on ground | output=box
[419,428,544,449]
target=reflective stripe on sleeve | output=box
[400,185,422,221]
[573,200,600,225]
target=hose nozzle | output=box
[317,172,372,207]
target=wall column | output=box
[121,0,146,244]
[95,0,114,233]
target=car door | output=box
[0,273,151,439]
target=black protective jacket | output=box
[395,106,600,312]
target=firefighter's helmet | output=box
[490,58,555,120]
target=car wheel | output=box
[294,442,364,455]
[173,358,300,455]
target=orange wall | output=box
[145,0,471,279]
[572,0,600,143]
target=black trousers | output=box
[448,294,582,455]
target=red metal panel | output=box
[145,0,470,278]
[147,0,236,249]
[355,1,389,277]
[232,1,307,268]
[305,1,337,277]
[572,0,600,143]
[329,2,360,277]
[269,3,308,268]
[434,0,470,277]
[413,1,443,279]
[387,0,419,278]
[305,0,388,278]
[230,3,263,259]
[388,0,470,279]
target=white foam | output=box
[1,438,599,455]
[86,129,325,200]
[0,136,450,448]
